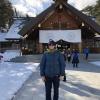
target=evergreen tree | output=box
[0,0,14,31]
[93,0,100,24]
[82,0,100,24]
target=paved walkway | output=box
[13,55,100,100]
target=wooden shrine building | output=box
[19,0,100,54]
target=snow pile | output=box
[0,50,20,61]
[0,62,39,100]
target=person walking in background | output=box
[40,40,65,100]
[66,48,71,63]
[61,49,66,61]
[72,49,79,68]
[61,49,67,82]
[72,49,75,55]
[83,47,89,60]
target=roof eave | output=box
[63,3,100,34]
[18,4,56,36]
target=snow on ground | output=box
[90,61,100,66]
[0,50,40,100]
[0,62,39,100]
[65,69,100,90]
[0,50,21,61]
[12,62,100,100]
[0,52,100,100]
[61,68,100,100]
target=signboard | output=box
[39,30,81,43]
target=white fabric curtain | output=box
[39,30,81,43]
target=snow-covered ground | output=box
[0,50,100,100]
[90,61,100,66]
[12,62,100,100]
[0,62,39,100]
[0,50,40,100]
[62,69,100,100]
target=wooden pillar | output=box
[39,43,43,53]
[78,42,82,53]
[36,40,43,53]
[36,42,39,53]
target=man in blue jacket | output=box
[40,40,65,100]
[83,47,89,60]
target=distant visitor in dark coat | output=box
[72,50,79,68]
[83,47,89,60]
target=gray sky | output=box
[10,0,97,17]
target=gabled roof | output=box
[0,19,26,42]
[19,1,100,36]
[0,32,7,42]
[63,3,100,34]
[19,4,56,36]
[5,20,24,40]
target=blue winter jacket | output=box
[72,52,79,63]
[40,50,65,77]
[83,48,89,54]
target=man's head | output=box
[48,40,56,50]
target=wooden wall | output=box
[40,8,80,29]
